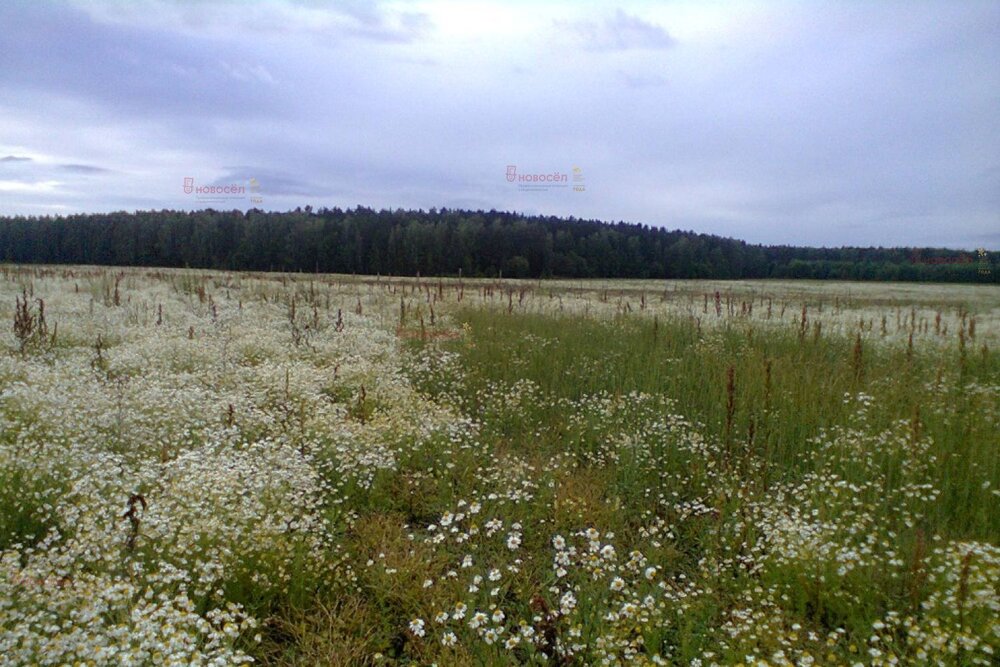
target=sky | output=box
[0,0,998,249]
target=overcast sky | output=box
[1,0,998,249]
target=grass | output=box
[0,265,997,665]
[437,309,998,536]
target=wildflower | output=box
[409,618,425,637]
[560,591,577,614]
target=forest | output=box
[0,207,994,282]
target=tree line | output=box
[0,207,994,283]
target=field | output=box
[0,265,997,666]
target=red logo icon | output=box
[506,165,517,182]
[183,177,194,194]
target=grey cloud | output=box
[618,71,668,89]
[970,232,1000,246]
[343,10,431,44]
[0,156,110,176]
[313,0,432,42]
[59,164,112,174]
[393,55,439,67]
[1,1,997,249]
[99,0,435,45]
[560,10,676,52]
[0,3,285,121]
[214,168,332,198]
[238,2,432,44]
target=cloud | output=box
[618,71,668,89]
[338,7,432,43]
[65,0,432,45]
[0,2,286,121]
[213,167,331,198]
[0,1,997,249]
[220,61,276,85]
[0,180,61,193]
[59,164,112,174]
[560,10,676,52]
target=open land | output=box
[1,265,997,665]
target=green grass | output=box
[3,268,997,665]
[440,309,998,539]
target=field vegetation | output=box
[0,265,997,665]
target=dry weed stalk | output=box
[13,290,35,353]
[908,527,928,613]
[14,290,52,353]
[123,493,147,553]
[724,365,736,462]
[852,332,864,381]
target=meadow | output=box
[0,265,997,666]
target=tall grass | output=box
[1,267,996,665]
[445,309,998,540]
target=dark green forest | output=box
[0,207,995,282]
